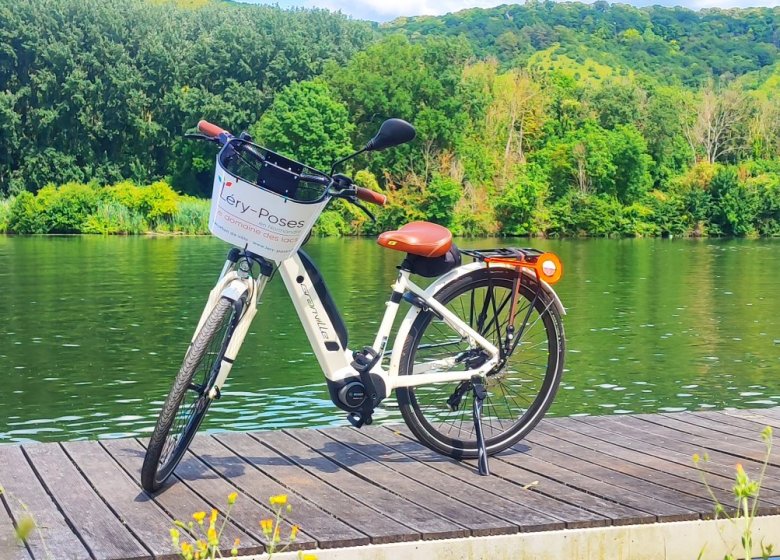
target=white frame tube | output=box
[203,252,565,401]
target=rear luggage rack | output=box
[461,248,563,285]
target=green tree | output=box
[250,80,354,171]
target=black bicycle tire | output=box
[141,296,240,492]
[396,267,565,459]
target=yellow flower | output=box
[192,511,206,524]
[290,525,299,540]
[231,547,239,557]
[269,494,288,507]
[14,515,36,543]
[196,539,208,552]
[210,509,218,527]
[273,527,281,543]
[228,492,238,505]
[169,528,180,546]
[181,542,194,560]
[260,519,273,535]
[208,527,218,546]
[299,554,318,560]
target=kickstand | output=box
[471,375,490,476]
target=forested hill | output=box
[1,0,779,238]
[385,2,780,85]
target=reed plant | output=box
[694,425,775,560]
[0,197,11,233]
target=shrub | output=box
[35,182,99,233]
[422,174,461,228]
[312,210,350,237]
[7,191,46,233]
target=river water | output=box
[1,235,778,443]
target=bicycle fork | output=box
[190,259,271,401]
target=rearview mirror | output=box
[365,119,416,151]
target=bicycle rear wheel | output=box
[396,267,565,459]
[141,296,243,492]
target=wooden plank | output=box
[660,412,773,442]
[575,416,780,495]
[320,428,520,536]
[709,410,780,433]
[335,426,562,533]
[279,428,472,539]
[100,439,263,557]
[212,432,414,545]
[537,419,750,502]
[632,414,780,467]
[519,432,701,521]
[724,409,780,431]
[386,423,646,527]
[531,422,742,512]
[189,434,368,549]
[311,426,513,537]
[371,425,608,530]
[259,429,466,541]
[496,441,680,524]
[0,445,89,559]
[23,443,149,560]
[61,441,181,560]
[0,493,32,560]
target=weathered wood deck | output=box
[1,408,779,560]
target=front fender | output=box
[386,262,566,390]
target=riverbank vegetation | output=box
[1,0,779,237]
[0,182,210,234]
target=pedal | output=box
[347,411,372,428]
[351,346,380,374]
[350,346,381,430]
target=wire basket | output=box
[208,139,330,261]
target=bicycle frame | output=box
[194,249,565,403]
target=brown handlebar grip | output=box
[197,120,229,138]
[355,187,387,206]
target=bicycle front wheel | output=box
[396,267,565,459]
[141,296,243,492]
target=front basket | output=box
[208,139,330,261]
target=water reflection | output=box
[0,236,778,443]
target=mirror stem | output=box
[330,146,368,176]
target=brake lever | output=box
[349,197,376,222]
[184,133,219,143]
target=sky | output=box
[241,0,780,21]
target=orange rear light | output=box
[485,252,563,285]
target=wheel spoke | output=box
[398,269,563,458]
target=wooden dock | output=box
[1,408,780,560]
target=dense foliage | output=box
[0,0,371,195]
[387,2,780,86]
[1,0,779,237]
[0,182,210,234]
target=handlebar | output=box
[355,187,387,206]
[197,120,230,140]
[193,119,386,210]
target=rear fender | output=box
[387,261,565,386]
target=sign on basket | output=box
[209,167,328,261]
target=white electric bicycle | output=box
[141,118,566,492]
